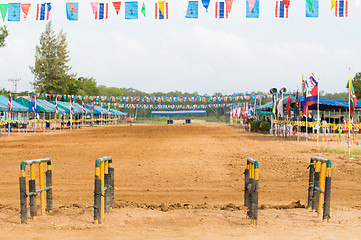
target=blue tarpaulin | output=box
[0,95,28,112]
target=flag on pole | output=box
[82,101,87,114]
[286,92,291,117]
[275,0,290,18]
[8,92,12,114]
[294,89,300,116]
[350,77,357,117]
[55,97,58,115]
[32,94,40,119]
[302,73,318,116]
[272,97,277,116]
[277,94,284,117]
[70,100,74,115]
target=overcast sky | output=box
[1,0,360,95]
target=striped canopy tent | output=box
[0,102,8,112]
[15,97,63,113]
[51,101,82,115]
[73,102,89,115]
[85,104,102,115]
[37,99,66,113]
[0,95,28,112]
[109,108,127,116]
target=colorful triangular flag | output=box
[141,2,146,16]
[155,1,168,19]
[8,3,21,22]
[246,0,259,18]
[66,2,78,21]
[201,0,210,12]
[306,0,318,17]
[21,3,31,21]
[125,1,138,19]
[113,2,121,15]
[215,1,226,18]
[0,4,9,22]
[186,1,198,18]
[275,0,290,18]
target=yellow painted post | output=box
[30,163,36,220]
[39,162,45,216]
[253,164,259,225]
[47,163,53,214]
[100,161,105,220]
[318,162,326,217]
[94,164,100,224]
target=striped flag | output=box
[90,2,109,19]
[32,94,40,119]
[155,1,168,19]
[70,100,74,115]
[55,97,58,115]
[215,1,226,18]
[349,77,357,117]
[275,0,290,18]
[82,101,87,114]
[36,3,52,20]
[92,102,94,113]
[8,92,12,113]
[332,0,348,17]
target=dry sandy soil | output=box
[0,122,361,239]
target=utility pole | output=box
[8,78,21,93]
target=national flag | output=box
[277,94,284,117]
[36,3,52,21]
[286,92,291,117]
[21,3,31,21]
[272,98,277,116]
[294,89,299,116]
[275,0,290,18]
[141,2,146,16]
[8,3,21,22]
[155,1,168,19]
[349,77,357,117]
[186,1,198,18]
[0,4,8,22]
[246,0,259,18]
[215,1,225,18]
[91,102,94,113]
[82,101,87,114]
[32,95,40,119]
[113,2,121,15]
[125,1,138,19]
[306,0,318,18]
[66,2,78,21]
[333,0,348,17]
[70,100,74,115]
[90,2,109,19]
[201,0,210,12]
[8,92,12,113]
[302,73,318,116]
[55,97,58,115]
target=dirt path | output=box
[0,123,360,239]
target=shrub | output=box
[260,121,270,132]
[250,121,261,131]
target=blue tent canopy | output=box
[151,110,207,115]
[109,108,127,116]
[51,101,82,114]
[37,99,66,113]
[0,102,8,112]
[85,104,101,115]
[0,95,28,112]
[16,97,61,113]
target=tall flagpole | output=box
[348,67,351,156]
[317,78,320,148]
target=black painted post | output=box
[109,167,114,209]
[104,173,109,214]
[94,178,101,223]
[323,176,331,221]
[313,171,320,212]
[29,179,37,219]
[251,179,259,224]
[244,168,249,207]
[307,159,315,209]
[46,169,53,213]
[19,177,27,224]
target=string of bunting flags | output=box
[35,92,272,103]
[0,0,355,22]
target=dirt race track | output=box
[1,122,361,239]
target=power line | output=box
[8,78,21,93]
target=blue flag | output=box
[125,1,138,19]
[66,2,78,21]
[246,0,259,18]
[8,3,20,22]
[201,0,210,12]
[306,0,318,18]
[186,1,198,18]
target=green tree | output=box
[30,22,75,94]
[0,26,8,48]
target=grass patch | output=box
[319,146,361,158]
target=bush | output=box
[259,121,270,132]
[250,121,261,131]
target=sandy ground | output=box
[0,122,361,239]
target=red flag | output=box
[113,2,121,15]
[286,92,291,117]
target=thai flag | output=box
[55,97,58,115]
[8,92,12,114]
[91,102,94,113]
[36,3,52,20]
[335,0,348,17]
[70,100,74,115]
[90,2,109,19]
[215,1,226,18]
[32,95,40,119]
[82,101,87,114]
[275,0,290,18]
[155,1,168,19]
